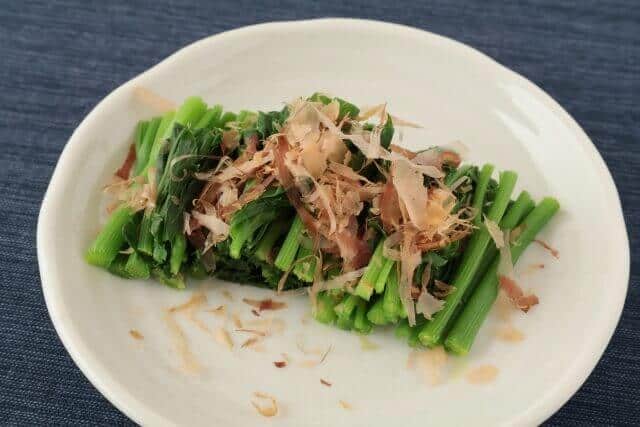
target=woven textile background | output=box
[1,0,637,425]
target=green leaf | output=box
[380,115,394,148]
[334,97,360,120]
[308,92,332,104]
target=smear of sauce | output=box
[231,313,243,328]
[534,239,560,259]
[299,359,321,368]
[495,290,514,321]
[296,335,326,356]
[297,344,332,368]
[188,308,211,335]
[129,329,144,340]
[164,311,202,374]
[250,343,267,353]
[215,327,234,350]
[241,337,259,348]
[236,328,267,337]
[466,365,499,384]
[245,317,286,335]
[523,263,545,275]
[163,293,211,373]
[339,400,352,410]
[168,293,207,313]
[409,347,448,385]
[251,392,278,417]
[242,297,287,312]
[179,294,238,351]
[207,305,226,317]
[496,325,525,342]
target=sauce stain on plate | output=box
[465,365,499,384]
[496,325,525,342]
[129,329,144,340]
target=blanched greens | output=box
[86,94,559,353]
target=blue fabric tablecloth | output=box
[1,1,637,425]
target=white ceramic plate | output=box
[38,19,629,426]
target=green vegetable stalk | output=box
[274,215,304,271]
[444,198,560,354]
[418,170,517,346]
[354,238,386,300]
[85,205,134,268]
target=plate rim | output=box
[37,17,630,426]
